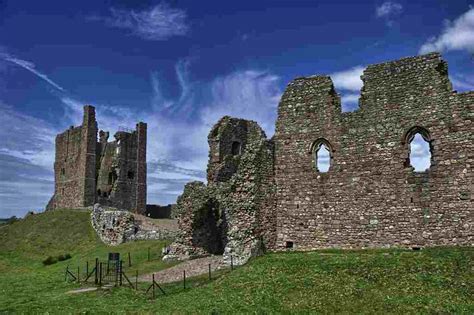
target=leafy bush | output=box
[57,253,72,261]
[43,253,71,265]
[42,256,57,266]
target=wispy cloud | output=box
[0,53,65,92]
[450,73,474,92]
[0,48,282,214]
[201,70,281,135]
[0,102,57,217]
[419,7,474,54]
[376,1,403,26]
[98,3,189,41]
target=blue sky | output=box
[0,0,473,217]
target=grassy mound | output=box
[0,210,473,313]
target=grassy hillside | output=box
[0,210,473,313]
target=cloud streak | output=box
[99,3,189,41]
[0,53,65,92]
[419,7,474,54]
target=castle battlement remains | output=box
[165,53,473,265]
[47,106,147,213]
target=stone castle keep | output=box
[165,53,473,264]
[47,106,147,213]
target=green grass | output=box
[0,210,473,314]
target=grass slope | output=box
[0,210,473,313]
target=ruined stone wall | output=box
[166,117,276,265]
[51,106,97,209]
[91,204,176,246]
[274,53,473,250]
[48,106,147,213]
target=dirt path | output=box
[137,256,226,284]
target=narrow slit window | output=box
[231,141,241,156]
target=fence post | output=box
[136,270,138,290]
[114,261,118,286]
[86,261,89,278]
[94,258,98,285]
[99,263,102,286]
[208,264,211,280]
[148,248,150,262]
[183,270,186,289]
[152,274,155,299]
[119,260,123,286]
[231,255,233,270]
[77,266,80,283]
[128,252,131,267]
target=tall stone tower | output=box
[47,105,147,213]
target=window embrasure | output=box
[310,138,333,173]
[403,126,432,172]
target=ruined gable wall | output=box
[52,105,97,209]
[95,122,147,213]
[135,122,147,214]
[274,53,473,250]
[53,126,84,208]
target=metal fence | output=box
[64,252,237,299]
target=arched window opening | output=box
[231,141,241,156]
[127,171,134,180]
[403,126,432,172]
[311,139,332,173]
[316,145,331,172]
[409,133,431,172]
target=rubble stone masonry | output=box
[274,53,473,250]
[167,53,472,264]
[47,106,147,214]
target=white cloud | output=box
[329,66,364,112]
[0,53,65,91]
[376,1,403,18]
[0,50,282,214]
[330,66,365,92]
[419,7,474,54]
[101,3,189,41]
[201,70,281,135]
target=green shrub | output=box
[42,256,57,266]
[43,253,71,265]
[57,253,71,261]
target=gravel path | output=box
[138,256,226,284]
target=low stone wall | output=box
[91,204,177,245]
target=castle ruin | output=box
[47,105,147,214]
[165,53,473,265]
